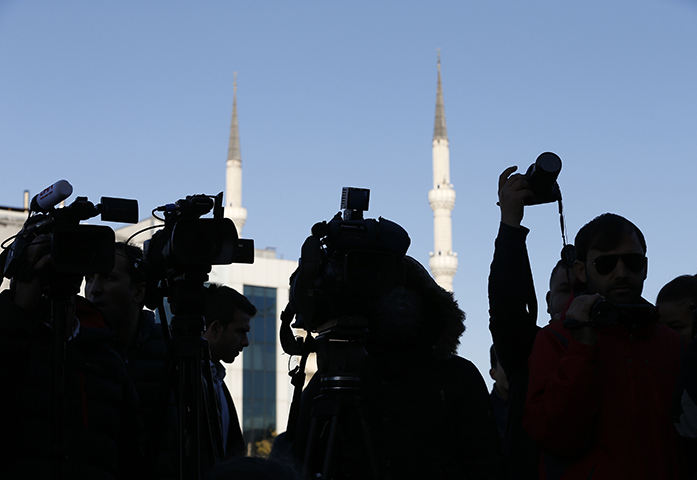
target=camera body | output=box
[524,152,562,206]
[589,298,655,328]
[564,297,655,330]
[142,192,254,310]
[290,187,411,333]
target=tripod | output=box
[156,271,225,480]
[298,317,380,480]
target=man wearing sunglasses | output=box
[524,213,684,479]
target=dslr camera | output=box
[524,152,562,206]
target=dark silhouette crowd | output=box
[1,169,696,480]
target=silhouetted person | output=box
[657,274,697,346]
[201,284,256,463]
[86,242,178,478]
[524,213,684,479]
[489,345,508,445]
[488,166,575,479]
[286,255,503,479]
[0,226,141,479]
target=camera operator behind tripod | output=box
[278,188,502,480]
[0,217,142,479]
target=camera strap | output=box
[558,198,576,268]
[279,303,315,442]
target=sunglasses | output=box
[590,253,647,275]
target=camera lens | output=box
[535,152,561,175]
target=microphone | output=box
[30,180,73,212]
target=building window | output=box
[242,285,277,455]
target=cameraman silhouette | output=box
[287,254,503,479]
[0,224,142,479]
[523,213,684,479]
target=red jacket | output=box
[523,315,683,479]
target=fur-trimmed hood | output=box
[366,256,465,359]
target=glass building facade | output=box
[242,285,277,454]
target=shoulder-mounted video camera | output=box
[289,187,411,333]
[1,180,138,278]
[142,192,254,310]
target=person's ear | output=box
[574,259,587,285]
[208,320,223,338]
[545,291,551,314]
[134,282,146,305]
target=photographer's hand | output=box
[498,166,533,228]
[565,293,601,346]
[13,233,51,312]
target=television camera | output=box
[1,179,138,280]
[142,192,253,321]
[280,187,410,479]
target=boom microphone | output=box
[30,180,73,212]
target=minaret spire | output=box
[228,74,241,161]
[434,50,447,141]
[428,51,458,292]
[225,72,248,235]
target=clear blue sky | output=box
[1,0,696,388]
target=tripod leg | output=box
[201,346,225,461]
[360,416,380,480]
[321,415,341,479]
[302,416,318,476]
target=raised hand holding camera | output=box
[498,166,533,228]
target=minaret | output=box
[428,52,458,292]
[225,73,248,236]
